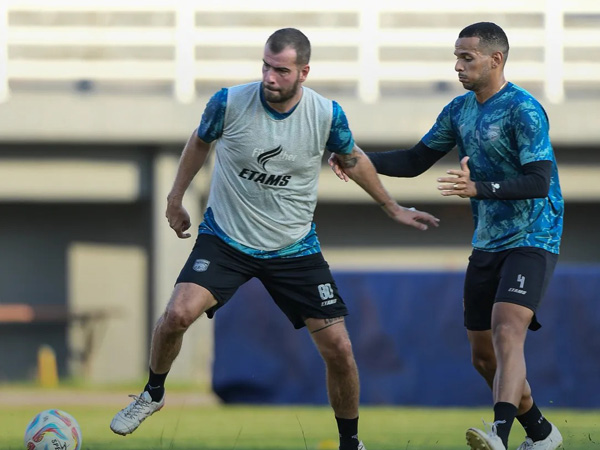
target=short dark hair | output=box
[459,22,510,61]
[265,28,311,66]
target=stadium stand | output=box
[2,0,600,104]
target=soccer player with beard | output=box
[330,22,564,450]
[110,27,439,450]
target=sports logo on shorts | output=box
[193,259,210,272]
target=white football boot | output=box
[516,422,563,450]
[110,391,165,435]
[466,420,507,450]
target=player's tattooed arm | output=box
[336,151,359,169]
[331,144,440,231]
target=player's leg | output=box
[109,282,217,436]
[491,302,531,404]
[148,282,218,389]
[488,301,532,448]
[307,317,362,450]
[306,318,359,419]
[495,248,562,450]
[464,249,510,449]
[111,234,252,436]
[260,252,364,450]
[467,329,534,414]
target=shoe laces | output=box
[123,394,152,419]
[483,419,506,437]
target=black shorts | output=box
[463,247,558,332]
[176,234,348,329]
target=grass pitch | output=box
[2,398,600,450]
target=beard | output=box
[262,76,301,104]
[460,67,491,92]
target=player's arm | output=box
[329,141,444,181]
[437,157,551,199]
[338,145,440,231]
[327,101,439,230]
[474,160,551,199]
[166,132,212,238]
[368,141,446,177]
[166,88,226,238]
[330,98,457,182]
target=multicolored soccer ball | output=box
[24,409,82,450]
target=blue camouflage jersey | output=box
[196,83,355,258]
[422,82,563,253]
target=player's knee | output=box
[492,321,525,347]
[320,337,355,369]
[162,305,197,331]
[471,353,496,378]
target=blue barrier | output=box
[213,265,600,407]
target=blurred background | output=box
[0,0,599,408]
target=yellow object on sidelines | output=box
[37,345,59,388]
[316,439,338,449]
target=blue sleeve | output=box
[421,102,457,153]
[197,88,228,142]
[325,101,355,155]
[512,100,553,165]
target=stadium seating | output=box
[2,0,600,104]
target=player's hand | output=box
[165,202,192,239]
[328,153,349,182]
[383,205,440,231]
[437,156,477,198]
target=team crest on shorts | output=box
[193,259,210,272]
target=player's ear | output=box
[299,64,310,82]
[491,51,504,69]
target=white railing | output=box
[2,0,600,104]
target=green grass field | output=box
[3,394,600,450]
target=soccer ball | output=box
[24,409,82,450]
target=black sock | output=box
[336,416,359,450]
[493,402,517,449]
[516,402,552,442]
[144,367,169,402]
